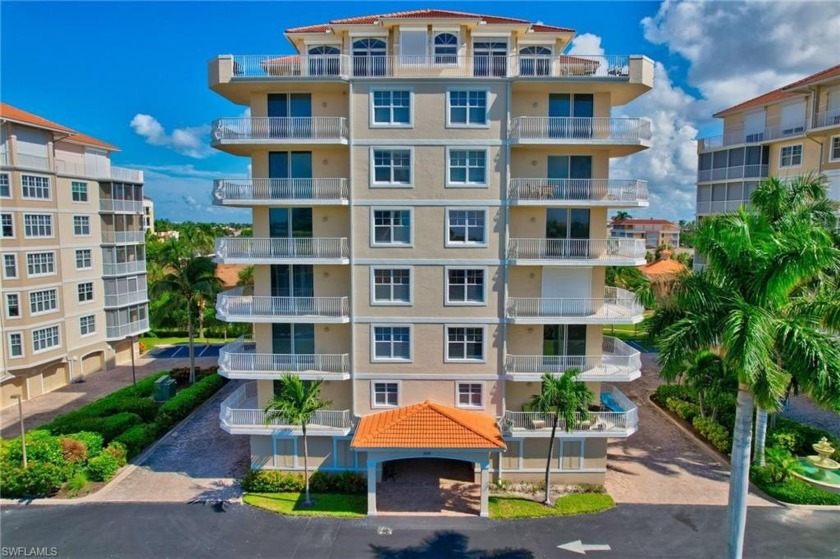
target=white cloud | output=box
[567,33,605,56]
[130,114,214,159]
[141,167,249,223]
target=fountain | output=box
[790,437,840,494]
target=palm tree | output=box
[671,350,732,420]
[612,211,631,222]
[648,207,840,558]
[152,242,222,383]
[526,370,594,505]
[264,374,331,505]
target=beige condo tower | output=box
[209,9,653,516]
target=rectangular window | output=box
[21,175,50,199]
[371,90,411,126]
[0,173,9,197]
[447,149,487,186]
[372,209,411,246]
[3,254,16,279]
[73,215,91,236]
[72,181,89,202]
[23,214,52,237]
[372,149,412,185]
[76,249,93,270]
[32,325,60,353]
[372,382,399,408]
[779,144,803,167]
[6,293,20,318]
[446,326,484,361]
[372,268,411,304]
[26,252,55,276]
[78,282,94,303]
[1,213,13,238]
[457,383,483,408]
[448,90,488,126]
[29,289,58,315]
[831,136,840,162]
[446,268,486,304]
[446,209,487,246]
[80,315,96,336]
[373,326,411,361]
[9,333,23,358]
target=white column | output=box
[479,462,490,518]
[367,460,377,516]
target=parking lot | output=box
[151,344,223,359]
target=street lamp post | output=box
[131,336,137,389]
[10,394,27,468]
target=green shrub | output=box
[706,392,737,416]
[770,418,840,460]
[763,446,803,483]
[113,423,162,458]
[65,471,89,495]
[156,374,225,429]
[65,432,104,458]
[572,483,607,494]
[654,384,694,404]
[104,442,128,467]
[330,471,367,494]
[4,430,66,467]
[241,470,305,493]
[693,416,731,454]
[48,412,142,443]
[0,462,67,498]
[86,452,121,482]
[751,466,840,506]
[666,397,701,421]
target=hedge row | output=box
[241,470,366,495]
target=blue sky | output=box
[2,1,838,222]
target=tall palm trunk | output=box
[187,302,196,384]
[753,408,768,467]
[302,426,311,504]
[726,387,755,559]
[544,411,559,506]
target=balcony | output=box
[101,230,145,244]
[105,317,150,340]
[503,386,638,438]
[505,337,641,382]
[698,121,808,152]
[213,178,349,206]
[103,260,146,276]
[509,117,651,155]
[220,382,352,436]
[508,178,648,207]
[100,199,144,214]
[697,164,769,183]
[813,109,840,131]
[215,287,350,324]
[214,237,349,265]
[218,338,350,381]
[507,238,646,266]
[506,288,644,325]
[211,117,348,153]
[104,290,148,308]
[53,160,144,182]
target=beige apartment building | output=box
[0,104,149,409]
[209,9,652,515]
[609,218,680,249]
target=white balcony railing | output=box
[218,338,349,379]
[220,382,352,434]
[211,117,348,142]
[110,166,144,183]
[213,178,348,204]
[508,178,648,204]
[506,337,641,381]
[103,260,147,276]
[101,230,145,244]
[697,164,769,183]
[100,199,144,213]
[216,287,349,322]
[815,108,840,129]
[506,287,644,323]
[105,317,150,340]
[53,160,144,182]
[698,121,809,152]
[104,290,148,308]
[509,117,651,142]
[15,154,50,171]
[507,238,646,263]
[215,237,349,262]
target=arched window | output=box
[519,46,551,76]
[434,33,458,65]
[307,45,341,76]
[353,38,387,76]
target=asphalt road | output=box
[1,503,838,558]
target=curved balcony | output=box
[505,337,641,382]
[506,288,644,325]
[218,339,350,381]
[213,178,349,206]
[508,178,648,207]
[507,238,646,266]
[509,117,651,155]
[215,287,349,324]
[214,237,349,265]
[211,117,348,153]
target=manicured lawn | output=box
[244,492,367,518]
[140,336,229,351]
[489,493,615,519]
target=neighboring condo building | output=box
[0,103,149,409]
[609,218,680,249]
[209,9,652,515]
[143,197,155,233]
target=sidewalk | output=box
[0,353,218,439]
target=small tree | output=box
[680,350,731,419]
[526,370,594,505]
[264,374,331,505]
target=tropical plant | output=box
[525,370,594,505]
[612,211,631,222]
[762,446,803,483]
[264,374,331,505]
[681,351,734,420]
[237,265,254,287]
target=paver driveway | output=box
[377,458,480,516]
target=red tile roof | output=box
[0,102,118,151]
[351,401,506,450]
[531,23,575,33]
[612,218,676,226]
[782,63,840,91]
[637,258,686,278]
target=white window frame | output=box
[0,173,10,198]
[370,147,413,187]
[8,332,24,359]
[371,324,413,363]
[2,253,17,279]
[433,30,460,66]
[71,181,89,203]
[779,144,803,168]
[29,288,58,316]
[370,266,413,306]
[371,381,401,408]
[370,207,413,247]
[21,174,50,200]
[446,88,490,128]
[1,213,14,238]
[26,252,56,277]
[23,214,53,238]
[444,266,488,306]
[32,325,60,354]
[73,215,91,237]
[79,314,97,337]
[77,282,95,304]
[830,136,840,162]
[455,382,484,409]
[370,88,413,128]
[5,293,21,319]
[445,147,489,187]
[445,208,488,248]
[445,325,486,363]
[75,249,93,271]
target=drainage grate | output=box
[377,527,393,536]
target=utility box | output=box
[153,376,177,403]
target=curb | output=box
[647,395,840,511]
